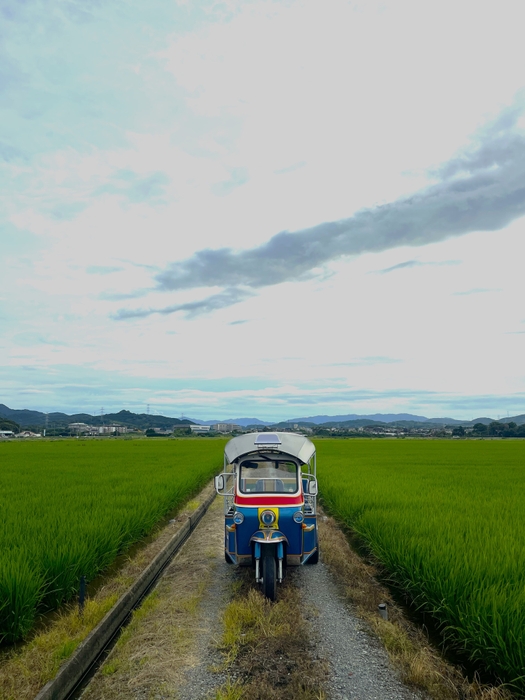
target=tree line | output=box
[453,422,525,438]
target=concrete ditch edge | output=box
[34,487,217,700]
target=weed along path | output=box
[79,498,429,700]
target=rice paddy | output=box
[3,434,524,695]
[0,438,224,643]
[317,439,525,693]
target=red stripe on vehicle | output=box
[234,493,304,507]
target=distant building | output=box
[0,430,14,438]
[69,422,91,433]
[210,423,242,433]
[190,425,211,433]
[16,431,42,438]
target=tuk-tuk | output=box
[214,432,319,600]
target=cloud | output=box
[0,140,26,162]
[114,286,253,320]
[96,170,170,204]
[211,166,249,196]
[86,265,124,275]
[375,259,461,274]
[453,288,501,296]
[434,100,525,179]
[99,289,152,301]
[377,260,422,274]
[13,332,68,347]
[274,161,307,175]
[331,356,402,367]
[49,201,89,221]
[151,103,525,301]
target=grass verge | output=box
[214,577,328,700]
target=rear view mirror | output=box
[308,480,318,496]
[215,475,225,493]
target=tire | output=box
[261,548,277,601]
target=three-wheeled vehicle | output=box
[214,432,319,600]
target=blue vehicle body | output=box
[215,432,319,600]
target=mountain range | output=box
[1,403,524,430]
[0,405,194,430]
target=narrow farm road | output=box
[81,497,427,700]
[293,561,425,700]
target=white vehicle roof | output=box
[224,432,316,465]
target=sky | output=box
[1,0,525,422]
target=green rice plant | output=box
[0,553,45,640]
[317,439,525,693]
[0,439,225,642]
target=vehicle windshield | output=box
[239,460,298,493]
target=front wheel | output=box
[261,548,277,601]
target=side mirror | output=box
[308,480,318,496]
[215,475,225,493]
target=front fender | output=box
[250,529,289,544]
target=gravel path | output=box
[175,528,234,700]
[293,561,426,700]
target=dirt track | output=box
[80,498,427,700]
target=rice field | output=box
[317,439,525,693]
[0,438,224,643]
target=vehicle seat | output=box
[255,479,284,492]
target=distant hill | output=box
[0,404,194,430]
[288,412,465,425]
[508,414,525,425]
[226,418,271,427]
[287,413,525,427]
[466,415,525,426]
[269,420,317,429]
[1,403,523,430]
[469,417,495,426]
[0,417,20,433]
[190,417,271,427]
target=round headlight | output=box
[261,510,276,526]
[293,510,304,524]
[233,511,244,525]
